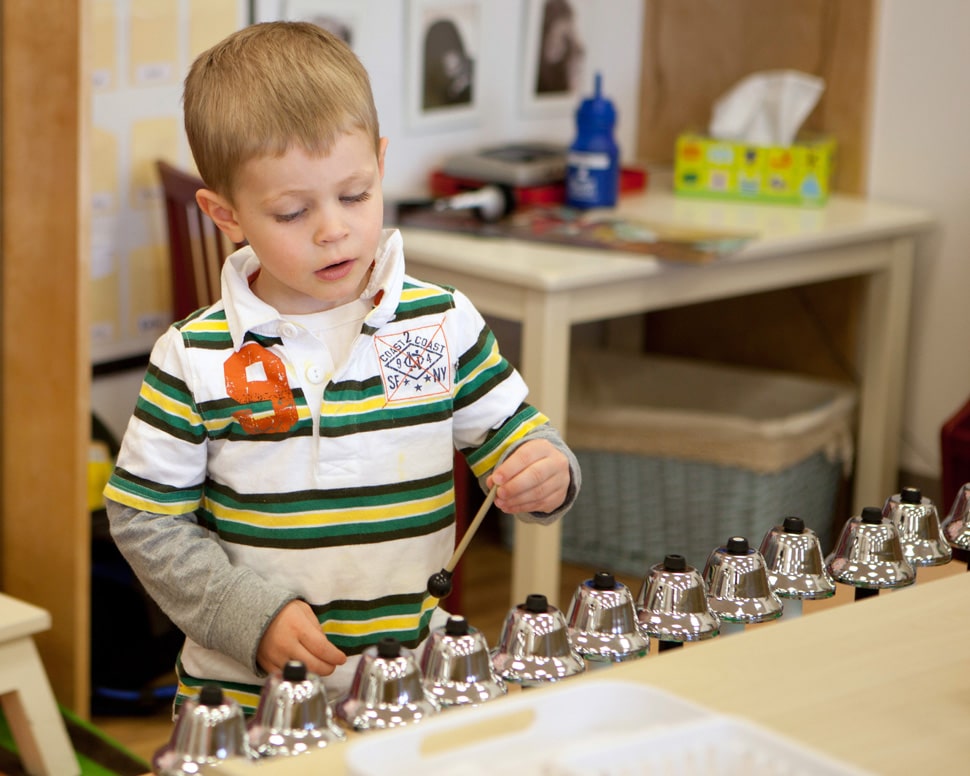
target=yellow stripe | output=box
[324,598,437,636]
[320,393,390,416]
[200,401,313,434]
[181,317,229,334]
[464,342,505,383]
[178,682,261,711]
[401,286,444,302]
[141,382,203,425]
[205,489,453,529]
[102,484,198,515]
[471,413,549,479]
[326,615,421,637]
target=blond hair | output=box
[183,21,380,198]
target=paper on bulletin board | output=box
[129,116,180,209]
[189,0,242,60]
[92,0,117,91]
[129,0,179,86]
[127,242,171,342]
[91,127,119,217]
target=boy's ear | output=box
[378,137,388,179]
[196,189,246,244]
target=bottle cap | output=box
[576,72,616,129]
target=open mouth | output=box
[315,258,355,281]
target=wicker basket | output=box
[505,350,856,577]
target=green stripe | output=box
[207,419,316,442]
[465,404,543,468]
[175,655,260,696]
[242,331,283,347]
[198,389,307,415]
[107,467,203,505]
[144,361,192,400]
[395,297,454,320]
[182,328,235,349]
[455,360,516,411]
[319,400,453,437]
[204,469,452,510]
[456,325,493,378]
[325,375,385,399]
[314,592,425,618]
[173,306,213,328]
[197,505,453,547]
[132,405,205,445]
[136,365,207,442]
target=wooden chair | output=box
[156,160,242,320]
[155,160,472,613]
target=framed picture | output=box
[520,0,588,118]
[278,0,359,46]
[406,0,483,133]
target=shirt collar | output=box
[221,228,406,351]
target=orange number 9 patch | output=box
[224,344,298,434]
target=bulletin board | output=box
[90,0,246,366]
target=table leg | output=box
[511,290,572,608]
[853,236,916,511]
[0,637,79,775]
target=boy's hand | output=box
[487,439,570,515]
[257,600,347,677]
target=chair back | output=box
[156,160,242,319]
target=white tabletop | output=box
[400,188,934,294]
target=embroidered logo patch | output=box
[374,324,451,402]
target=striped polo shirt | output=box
[105,230,549,707]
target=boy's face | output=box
[203,130,388,314]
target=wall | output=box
[92,0,645,367]
[868,0,970,478]
[254,0,645,200]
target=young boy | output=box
[104,21,579,713]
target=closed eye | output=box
[341,191,371,205]
[274,208,307,223]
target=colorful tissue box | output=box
[674,131,836,206]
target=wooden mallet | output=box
[427,484,499,600]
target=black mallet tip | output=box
[427,569,453,599]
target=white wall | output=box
[256,0,645,198]
[867,0,970,477]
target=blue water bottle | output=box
[565,72,620,209]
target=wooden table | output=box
[400,186,934,606]
[219,564,969,775]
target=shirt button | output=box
[305,365,325,384]
[280,322,298,338]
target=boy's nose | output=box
[314,207,348,244]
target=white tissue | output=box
[708,70,824,147]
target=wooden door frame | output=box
[1,2,90,712]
